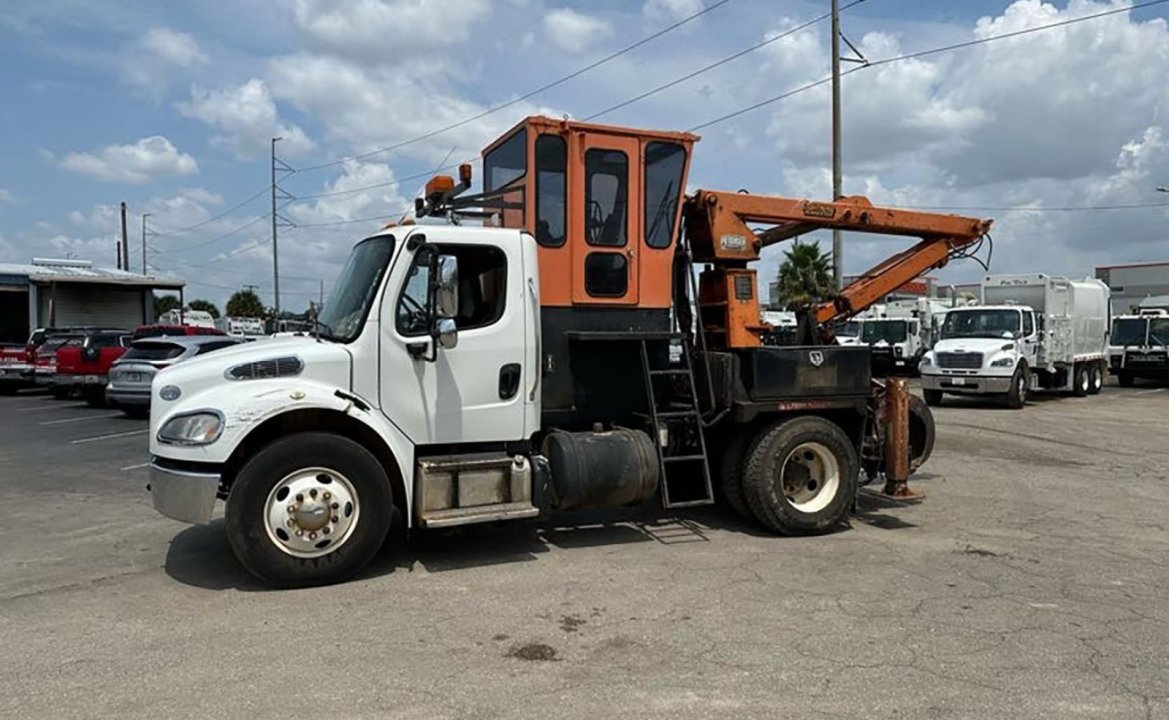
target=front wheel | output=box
[1087,364,1103,395]
[922,388,944,407]
[1118,372,1134,388]
[226,432,393,588]
[742,416,858,535]
[1005,365,1028,409]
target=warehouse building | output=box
[1095,261,1169,314]
[0,258,185,343]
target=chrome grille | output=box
[936,352,983,369]
[226,356,303,380]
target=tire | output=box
[1005,365,1028,409]
[49,386,70,400]
[908,394,936,472]
[122,406,149,419]
[83,388,106,407]
[718,431,752,519]
[226,432,393,588]
[922,388,944,407]
[1072,364,1089,397]
[742,416,858,535]
[1087,364,1103,395]
[1118,372,1134,388]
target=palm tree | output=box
[774,240,833,308]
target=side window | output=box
[535,134,566,247]
[1023,312,1034,336]
[585,253,628,297]
[643,142,686,249]
[397,245,509,336]
[584,149,628,247]
[484,128,527,193]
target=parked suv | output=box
[107,336,242,417]
[54,329,133,405]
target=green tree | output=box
[225,289,266,318]
[154,294,181,318]
[187,299,221,319]
[774,240,834,308]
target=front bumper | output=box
[149,460,221,524]
[55,373,107,388]
[921,373,1013,393]
[33,370,56,385]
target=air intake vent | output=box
[226,356,304,380]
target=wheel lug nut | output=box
[286,519,295,527]
[330,502,339,510]
[287,504,296,513]
[322,492,331,501]
[310,488,318,498]
[331,515,339,523]
[295,529,304,537]
[309,531,317,540]
[296,494,304,502]
[322,527,330,535]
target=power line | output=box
[153,214,269,255]
[585,0,868,122]
[687,0,1169,132]
[293,0,737,173]
[151,186,270,237]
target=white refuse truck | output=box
[920,274,1110,408]
[858,298,951,375]
[1108,309,1169,387]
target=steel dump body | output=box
[981,274,1109,369]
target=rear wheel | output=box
[49,386,70,400]
[1005,365,1028,409]
[82,388,106,407]
[908,394,936,472]
[121,406,149,419]
[1118,372,1134,388]
[742,416,858,535]
[1087,364,1103,395]
[1072,364,1089,397]
[226,432,393,588]
[922,388,944,407]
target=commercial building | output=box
[0,258,185,343]
[1095,262,1169,314]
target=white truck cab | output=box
[920,274,1109,408]
[1108,309,1169,387]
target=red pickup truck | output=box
[0,345,31,394]
[54,330,133,405]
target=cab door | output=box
[570,133,641,305]
[378,231,530,445]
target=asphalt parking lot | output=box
[1,383,1168,719]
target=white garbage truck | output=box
[920,274,1109,408]
[1108,309,1169,387]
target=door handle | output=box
[499,363,521,400]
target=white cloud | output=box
[0,188,20,205]
[543,8,613,54]
[122,27,209,96]
[142,28,208,67]
[290,0,490,65]
[59,135,198,184]
[177,79,315,159]
[643,0,703,25]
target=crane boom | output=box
[682,190,993,347]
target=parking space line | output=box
[40,413,122,426]
[1134,388,1166,395]
[120,462,150,471]
[71,429,148,445]
[18,403,88,412]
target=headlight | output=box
[920,355,932,367]
[158,411,224,446]
[990,357,1014,367]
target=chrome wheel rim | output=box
[779,442,840,514]
[263,467,359,558]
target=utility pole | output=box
[141,213,151,275]
[319,279,324,308]
[271,137,281,314]
[831,0,843,290]
[119,202,128,271]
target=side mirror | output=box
[435,317,458,350]
[434,254,459,319]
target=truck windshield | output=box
[940,309,1020,339]
[862,320,908,344]
[1149,318,1169,347]
[1110,318,1147,347]
[316,235,396,343]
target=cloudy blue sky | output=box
[1,0,1168,309]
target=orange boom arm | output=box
[681,191,993,346]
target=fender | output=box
[152,378,416,524]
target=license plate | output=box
[950,377,967,385]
